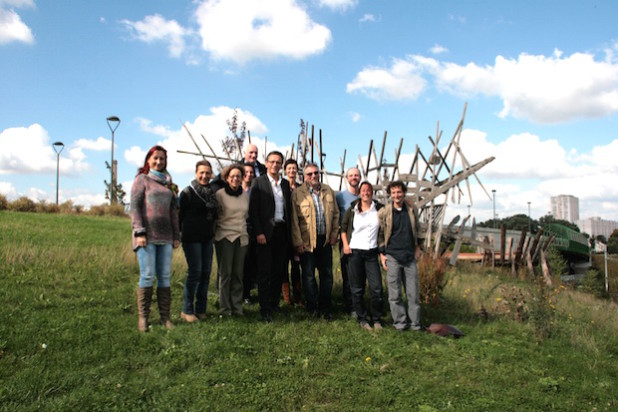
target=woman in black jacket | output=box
[179,160,218,322]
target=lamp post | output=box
[467,204,471,216]
[52,141,64,205]
[492,189,496,228]
[106,116,121,204]
[528,202,532,233]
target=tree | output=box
[221,108,246,160]
[538,214,580,232]
[105,182,127,206]
[478,214,539,233]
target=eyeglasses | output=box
[305,171,319,176]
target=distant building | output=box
[577,217,618,239]
[550,195,579,223]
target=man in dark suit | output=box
[249,151,291,322]
[244,143,267,177]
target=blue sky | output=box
[1,0,618,224]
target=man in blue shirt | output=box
[335,167,361,316]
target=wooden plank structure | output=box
[176,104,512,265]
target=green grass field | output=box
[1,211,618,411]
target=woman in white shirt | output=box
[340,181,384,331]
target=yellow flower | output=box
[496,297,502,302]
[365,357,371,362]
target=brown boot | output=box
[292,281,303,307]
[281,282,292,305]
[157,287,175,330]
[137,287,153,332]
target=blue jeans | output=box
[300,236,333,314]
[385,255,421,330]
[348,248,383,324]
[182,240,214,315]
[136,243,173,288]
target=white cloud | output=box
[125,146,147,168]
[359,14,375,23]
[0,181,18,198]
[430,44,447,55]
[121,14,190,58]
[195,0,332,64]
[0,1,35,7]
[0,124,92,177]
[74,137,111,151]
[442,130,618,222]
[350,112,361,122]
[346,58,427,100]
[0,0,34,45]
[0,124,89,175]
[316,0,357,12]
[349,49,618,123]
[126,106,274,176]
[136,117,174,138]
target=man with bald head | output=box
[245,144,266,177]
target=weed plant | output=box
[1,211,618,410]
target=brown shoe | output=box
[181,312,199,323]
[195,313,208,321]
[282,282,292,305]
[137,287,153,332]
[157,287,175,330]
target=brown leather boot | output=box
[292,281,304,307]
[137,287,153,332]
[157,287,175,330]
[281,282,292,305]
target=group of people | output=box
[130,143,424,333]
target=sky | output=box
[1,0,618,225]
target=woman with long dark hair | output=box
[130,145,180,332]
[340,181,384,331]
[179,160,217,323]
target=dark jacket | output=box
[248,174,292,241]
[178,183,217,243]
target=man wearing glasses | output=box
[249,151,292,322]
[291,163,339,319]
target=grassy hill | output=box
[1,211,617,411]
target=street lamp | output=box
[52,141,64,205]
[492,189,496,228]
[106,116,121,204]
[467,204,471,216]
[528,202,532,233]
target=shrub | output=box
[35,200,59,214]
[9,196,36,212]
[106,203,128,217]
[417,253,448,305]
[579,269,606,298]
[86,203,129,217]
[87,204,107,216]
[545,246,567,282]
[58,201,76,214]
[0,194,7,210]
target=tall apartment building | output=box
[550,194,579,223]
[577,217,618,239]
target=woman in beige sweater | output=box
[214,164,249,316]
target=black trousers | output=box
[256,223,288,315]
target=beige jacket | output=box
[291,182,340,251]
[377,199,420,253]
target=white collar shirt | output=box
[349,202,379,250]
[267,173,285,222]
